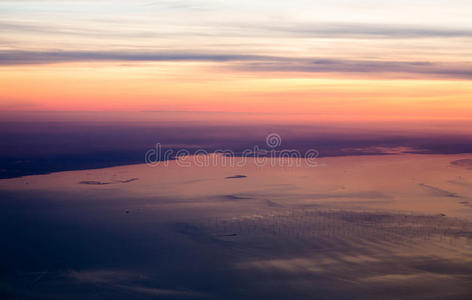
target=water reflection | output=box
[0,154,472,299]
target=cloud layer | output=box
[2,50,472,79]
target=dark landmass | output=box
[79,178,139,185]
[451,159,472,169]
[1,121,472,179]
[225,175,248,179]
[79,180,113,185]
[223,194,252,201]
[120,178,139,183]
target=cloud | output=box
[255,22,472,39]
[231,59,472,79]
[0,50,274,65]
[1,50,472,79]
[2,19,471,39]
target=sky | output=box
[0,0,471,121]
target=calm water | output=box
[1,154,472,299]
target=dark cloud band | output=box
[1,50,471,79]
[0,50,274,65]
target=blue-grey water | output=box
[1,154,472,299]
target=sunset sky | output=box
[1,0,471,121]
